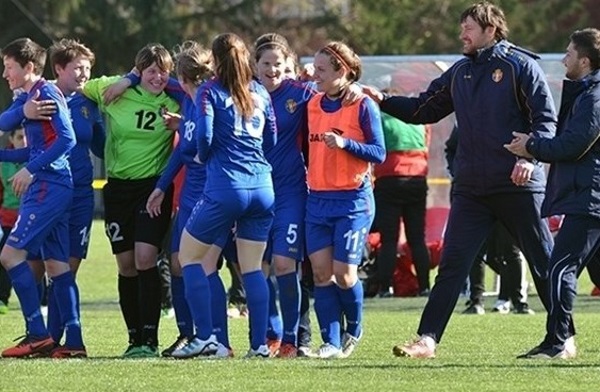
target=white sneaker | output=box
[171,334,218,358]
[317,343,342,359]
[341,329,363,358]
[213,343,234,358]
[244,344,271,358]
[491,300,511,314]
[564,336,577,359]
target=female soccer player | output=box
[305,41,385,359]
[172,33,277,359]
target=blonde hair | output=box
[173,41,213,85]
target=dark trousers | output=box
[298,260,314,347]
[469,223,526,305]
[0,226,13,304]
[418,192,554,342]
[545,214,600,349]
[374,176,430,292]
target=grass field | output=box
[1,220,600,392]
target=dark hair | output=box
[570,28,600,71]
[49,38,95,77]
[134,43,173,73]
[173,40,213,86]
[212,33,254,120]
[1,37,46,75]
[460,2,508,42]
[317,41,362,82]
[254,33,296,64]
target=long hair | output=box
[212,33,254,120]
[173,40,213,86]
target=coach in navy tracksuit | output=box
[364,2,558,358]
[506,28,600,359]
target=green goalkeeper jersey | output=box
[83,76,179,179]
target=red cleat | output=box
[1,335,55,358]
[266,339,281,356]
[50,345,87,359]
[276,343,298,358]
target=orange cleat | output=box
[50,345,88,359]
[266,339,281,356]
[276,343,298,358]
[1,335,55,358]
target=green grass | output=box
[1,220,600,391]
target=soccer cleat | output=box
[525,347,570,359]
[491,300,511,314]
[122,344,142,358]
[341,329,363,358]
[513,303,535,315]
[297,346,313,358]
[171,335,218,358]
[50,345,87,359]
[244,344,271,358]
[517,343,547,359]
[564,336,577,359]
[276,343,298,358]
[137,345,159,358]
[462,303,485,315]
[213,343,234,358]
[0,300,8,315]
[1,335,55,358]
[161,335,189,357]
[317,343,342,359]
[393,337,436,359]
[266,338,281,356]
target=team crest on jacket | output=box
[492,69,503,83]
[81,106,89,119]
[285,99,297,113]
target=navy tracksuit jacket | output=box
[380,40,557,342]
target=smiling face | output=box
[312,52,346,96]
[459,16,495,55]
[55,55,92,95]
[140,62,169,95]
[2,56,30,91]
[256,48,288,92]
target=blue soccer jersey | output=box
[1,79,75,260]
[194,79,277,191]
[185,79,277,244]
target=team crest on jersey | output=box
[492,69,503,83]
[285,99,297,113]
[80,106,89,119]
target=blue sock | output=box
[266,276,282,340]
[207,272,229,348]
[52,271,84,348]
[8,262,47,337]
[182,264,212,339]
[276,272,300,345]
[171,275,194,337]
[47,283,63,343]
[336,281,364,338]
[313,284,342,348]
[242,270,269,350]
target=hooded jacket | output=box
[381,40,557,195]
[526,70,600,217]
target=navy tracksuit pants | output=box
[544,214,600,349]
[417,192,555,342]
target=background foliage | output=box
[0,0,599,106]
